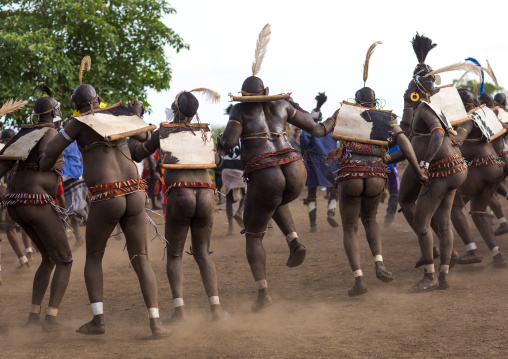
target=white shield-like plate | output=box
[0,127,50,161]
[160,127,215,169]
[426,86,468,130]
[496,107,508,123]
[332,101,391,145]
[470,106,505,141]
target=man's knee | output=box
[47,252,73,265]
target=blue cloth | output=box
[386,145,399,171]
[299,131,337,187]
[63,140,83,179]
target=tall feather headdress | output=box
[411,33,437,65]
[32,84,54,97]
[363,41,382,86]
[251,24,271,77]
[473,80,479,98]
[485,60,499,89]
[189,88,221,103]
[424,62,484,82]
[464,58,485,94]
[0,99,29,117]
[315,92,327,110]
[79,56,91,84]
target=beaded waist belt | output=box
[3,193,54,207]
[165,181,216,196]
[243,148,302,180]
[334,160,387,184]
[428,153,467,178]
[89,179,147,202]
[467,156,504,168]
[497,150,508,158]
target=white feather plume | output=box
[251,24,271,76]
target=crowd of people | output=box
[0,27,507,339]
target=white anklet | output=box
[374,254,383,262]
[30,304,41,314]
[256,279,267,290]
[174,298,184,307]
[353,269,363,277]
[424,264,435,273]
[46,307,58,317]
[440,265,449,274]
[91,302,103,315]
[492,246,501,257]
[147,307,159,318]
[209,296,220,306]
[465,243,477,251]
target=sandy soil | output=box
[1,188,508,358]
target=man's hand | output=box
[128,100,144,118]
[417,168,430,186]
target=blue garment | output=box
[63,140,83,179]
[386,145,399,171]
[299,131,337,187]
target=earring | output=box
[410,92,420,102]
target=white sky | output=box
[144,0,508,128]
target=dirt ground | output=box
[1,187,508,359]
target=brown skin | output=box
[129,114,227,321]
[336,102,426,296]
[398,97,467,291]
[218,99,335,310]
[450,106,506,266]
[0,116,72,331]
[40,100,167,335]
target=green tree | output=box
[452,79,504,97]
[0,0,188,128]
[211,125,225,145]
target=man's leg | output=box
[4,211,29,269]
[225,190,235,235]
[306,187,317,232]
[326,187,339,228]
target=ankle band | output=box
[46,306,58,317]
[173,298,184,307]
[147,307,159,319]
[373,254,383,262]
[353,269,363,277]
[328,199,337,211]
[209,296,220,306]
[286,232,298,243]
[424,264,435,273]
[30,304,41,314]
[307,202,316,213]
[91,302,103,315]
[256,279,267,290]
[440,265,449,274]
[19,256,28,265]
[492,246,501,257]
[499,217,507,224]
[26,247,33,254]
[465,242,477,251]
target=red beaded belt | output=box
[89,179,147,202]
[3,193,54,207]
[467,156,504,168]
[429,153,467,178]
[165,181,216,196]
[497,150,508,157]
[243,148,302,180]
[335,159,387,184]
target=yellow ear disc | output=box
[410,92,420,102]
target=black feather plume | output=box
[32,84,54,97]
[315,92,327,110]
[224,104,233,115]
[411,32,437,64]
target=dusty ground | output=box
[1,188,508,358]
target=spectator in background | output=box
[384,145,400,227]
[290,128,302,152]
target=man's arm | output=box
[128,130,159,162]
[390,124,427,183]
[451,119,474,142]
[400,101,413,134]
[421,112,446,165]
[218,105,243,157]
[287,101,336,137]
[39,119,81,171]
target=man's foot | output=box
[409,277,438,293]
[449,250,459,269]
[150,318,172,337]
[211,305,229,321]
[494,223,508,236]
[310,224,317,233]
[383,220,393,228]
[76,320,106,335]
[375,263,395,283]
[286,239,306,267]
[233,213,244,228]
[251,291,272,312]
[42,316,72,332]
[457,250,483,265]
[226,229,234,236]
[348,277,368,297]
[493,253,508,268]
[26,312,41,327]
[327,210,339,228]
[415,246,440,268]
[26,252,33,261]
[438,272,449,290]
[15,262,30,271]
